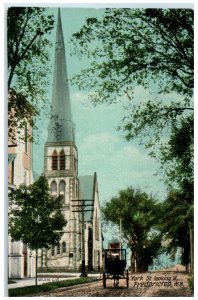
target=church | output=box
[8,8,103,278]
[37,8,103,272]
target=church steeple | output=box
[47,8,74,142]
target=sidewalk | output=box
[8,272,101,289]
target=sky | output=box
[33,7,170,207]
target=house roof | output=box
[78,175,95,222]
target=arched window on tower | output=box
[57,243,60,255]
[59,180,66,195]
[59,180,66,204]
[52,150,58,170]
[62,242,66,254]
[51,245,55,256]
[76,182,78,199]
[51,181,57,196]
[60,149,65,170]
[74,156,76,172]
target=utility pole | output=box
[120,218,122,249]
[72,198,93,277]
[81,207,86,277]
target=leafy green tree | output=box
[7,7,55,143]
[160,114,193,187]
[159,113,194,273]
[8,176,67,285]
[72,10,194,271]
[102,187,162,272]
[160,186,193,271]
[71,8,193,170]
[71,8,193,100]
[72,7,194,274]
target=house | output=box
[8,123,36,278]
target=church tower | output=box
[42,8,81,271]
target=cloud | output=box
[116,144,149,160]
[80,131,119,150]
[77,128,166,203]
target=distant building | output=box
[38,9,102,272]
[108,238,121,250]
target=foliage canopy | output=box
[71,8,193,103]
[102,187,162,271]
[160,186,193,266]
[7,7,55,143]
[8,176,66,250]
[71,8,194,188]
[72,8,194,270]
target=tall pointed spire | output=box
[47,8,74,142]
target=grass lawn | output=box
[8,277,93,297]
[188,276,194,293]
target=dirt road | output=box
[32,271,193,297]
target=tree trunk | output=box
[131,253,135,273]
[190,227,194,275]
[35,249,38,286]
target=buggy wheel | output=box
[126,270,129,288]
[103,272,106,288]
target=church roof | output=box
[47,8,75,143]
[78,174,95,222]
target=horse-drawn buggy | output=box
[103,248,129,288]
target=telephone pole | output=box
[120,218,122,249]
[72,198,93,277]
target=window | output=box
[75,182,78,199]
[11,160,14,185]
[95,209,99,241]
[24,122,28,153]
[60,149,65,170]
[57,243,60,255]
[62,242,66,253]
[51,181,57,194]
[52,150,58,170]
[51,245,55,256]
[59,180,65,195]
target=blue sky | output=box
[33,7,168,206]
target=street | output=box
[29,270,193,297]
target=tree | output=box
[159,113,194,273]
[71,8,193,102]
[160,186,193,272]
[8,176,66,285]
[7,7,55,143]
[102,187,162,272]
[160,114,193,187]
[71,8,193,172]
[72,10,194,271]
